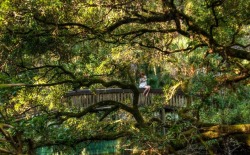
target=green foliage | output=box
[0,0,249,154]
[188,72,218,96]
[200,85,250,124]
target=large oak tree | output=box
[0,0,249,154]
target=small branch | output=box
[230,25,242,45]
[0,80,74,88]
[0,127,16,150]
[134,42,207,54]
[83,0,135,8]
[19,64,77,80]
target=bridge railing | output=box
[64,88,189,109]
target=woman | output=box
[139,72,151,96]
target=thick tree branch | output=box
[55,100,134,118]
[200,124,250,139]
[105,13,174,32]
[55,98,146,127]
[225,47,250,60]
[170,124,250,153]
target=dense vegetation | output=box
[0,0,249,154]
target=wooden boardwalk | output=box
[64,88,189,110]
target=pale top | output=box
[139,75,147,88]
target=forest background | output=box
[0,0,249,154]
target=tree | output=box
[0,0,249,154]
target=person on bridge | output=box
[139,72,151,96]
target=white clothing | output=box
[139,82,147,88]
[139,76,147,88]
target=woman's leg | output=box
[143,85,151,96]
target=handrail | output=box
[65,88,184,96]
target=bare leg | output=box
[144,86,151,96]
[145,88,150,96]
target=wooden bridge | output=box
[64,88,190,110]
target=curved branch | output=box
[105,13,174,32]
[115,28,188,37]
[55,99,146,127]
[134,42,207,54]
[33,15,95,33]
